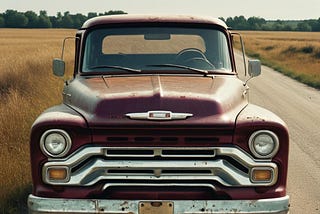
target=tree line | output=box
[1,10,320,31]
[221,16,320,32]
[0,10,127,28]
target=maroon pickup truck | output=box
[28,15,289,213]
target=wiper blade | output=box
[148,64,208,75]
[89,65,141,73]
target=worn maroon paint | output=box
[30,15,289,202]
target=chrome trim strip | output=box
[126,111,193,120]
[47,159,249,186]
[48,147,216,161]
[102,183,217,191]
[28,194,290,214]
[43,146,278,187]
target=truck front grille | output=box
[43,146,278,188]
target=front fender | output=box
[30,104,90,195]
[234,104,289,196]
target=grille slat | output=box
[104,147,216,158]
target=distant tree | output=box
[0,16,5,27]
[25,11,39,28]
[71,13,87,28]
[50,12,63,28]
[226,16,249,30]
[272,20,284,31]
[218,17,226,23]
[87,12,98,19]
[61,11,74,28]
[247,17,266,30]
[104,10,127,15]
[282,24,294,31]
[272,24,282,31]
[37,10,52,28]
[4,10,28,28]
[261,24,272,31]
[234,16,248,30]
[297,22,312,32]
[225,17,235,28]
[309,18,320,31]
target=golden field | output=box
[0,29,319,212]
[239,31,320,88]
[0,29,75,213]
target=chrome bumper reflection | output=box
[28,194,289,214]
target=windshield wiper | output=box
[148,64,208,75]
[148,64,235,76]
[89,65,141,73]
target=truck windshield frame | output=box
[81,26,233,74]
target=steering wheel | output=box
[176,48,215,69]
[176,48,206,61]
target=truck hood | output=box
[64,75,248,127]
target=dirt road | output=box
[236,54,320,213]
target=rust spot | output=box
[120,201,129,207]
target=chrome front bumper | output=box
[28,194,289,214]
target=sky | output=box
[1,0,320,20]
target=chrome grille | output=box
[43,146,278,188]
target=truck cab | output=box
[28,15,289,213]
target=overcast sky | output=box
[1,0,320,20]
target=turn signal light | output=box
[251,169,272,182]
[48,168,68,181]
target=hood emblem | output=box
[126,111,193,121]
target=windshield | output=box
[82,26,232,74]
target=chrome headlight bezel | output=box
[40,129,72,158]
[249,130,279,159]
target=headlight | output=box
[40,129,72,157]
[249,130,279,159]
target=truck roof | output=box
[81,14,228,29]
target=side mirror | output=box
[53,37,78,78]
[248,59,261,77]
[53,58,65,77]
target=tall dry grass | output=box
[239,31,320,88]
[0,29,75,213]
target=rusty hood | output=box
[64,75,248,127]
